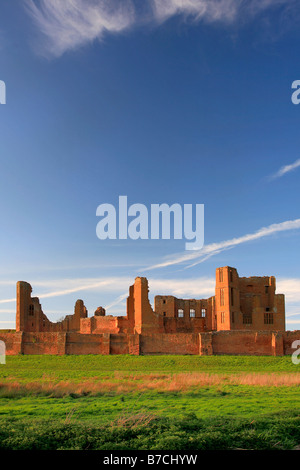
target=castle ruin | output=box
[0,266,298,356]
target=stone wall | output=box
[0,329,299,356]
[0,331,23,355]
[140,333,200,355]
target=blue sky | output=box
[1,0,300,329]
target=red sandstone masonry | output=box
[0,332,23,355]
[283,330,300,355]
[140,333,200,355]
[211,330,274,356]
[0,266,298,356]
[22,332,67,355]
[1,330,300,356]
[128,334,140,355]
[65,332,110,355]
[199,332,213,356]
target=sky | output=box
[1,0,300,329]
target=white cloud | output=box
[36,277,131,299]
[152,0,296,24]
[277,278,300,305]
[148,276,215,297]
[152,0,239,23]
[145,218,300,271]
[286,319,300,325]
[0,276,134,304]
[0,298,16,305]
[0,275,215,304]
[104,276,215,312]
[25,0,135,57]
[271,158,300,179]
[104,293,128,311]
[25,0,299,57]
[0,281,17,286]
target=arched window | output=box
[190,309,195,318]
[178,309,184,318]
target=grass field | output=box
[0,355,299,450]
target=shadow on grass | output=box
[0,410,299,450]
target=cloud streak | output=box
[145,217,300,270]
[1,215,300,321]
[0,298,16,305]
[0,277,133,305]
[271,158,300,179]
[1,218,300,308]
[0,276,215,305]
[25,0,299,57]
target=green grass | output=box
[0,355,299,449]
[0,412,300,450]
[0,385,299,421]
[0,354,296,383]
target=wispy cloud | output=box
[152,0,298,23]
[0,275,215,305]
[152,0,238,23]
[277,278,300,305]
[25,0,299,57]
[0,298,16,305]
[34,278,132,299]
[1,218,300,309]
[271,158,300,179]
[145,218,300,271]
[25,0,135,57]
[103,275,216,311]
[0,277,134,305]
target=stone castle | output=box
[0,266,298,356]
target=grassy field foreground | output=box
[0,355,299,450]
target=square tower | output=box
[215,267,240,330]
